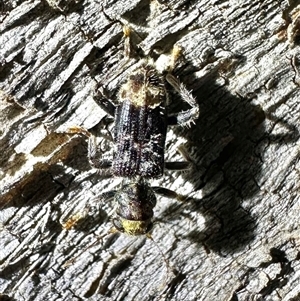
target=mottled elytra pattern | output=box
[113,64,167,178]
[85,26,199,235]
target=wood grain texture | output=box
[1,0,300,300]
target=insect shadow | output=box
[156,60,299,255]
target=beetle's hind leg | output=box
[166,74,199,126]
[158,45,199,126]
[92,25,134,116]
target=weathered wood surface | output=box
[1,0,300,300]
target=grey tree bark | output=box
[1,0,300,300]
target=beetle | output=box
[75,26,199,235]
